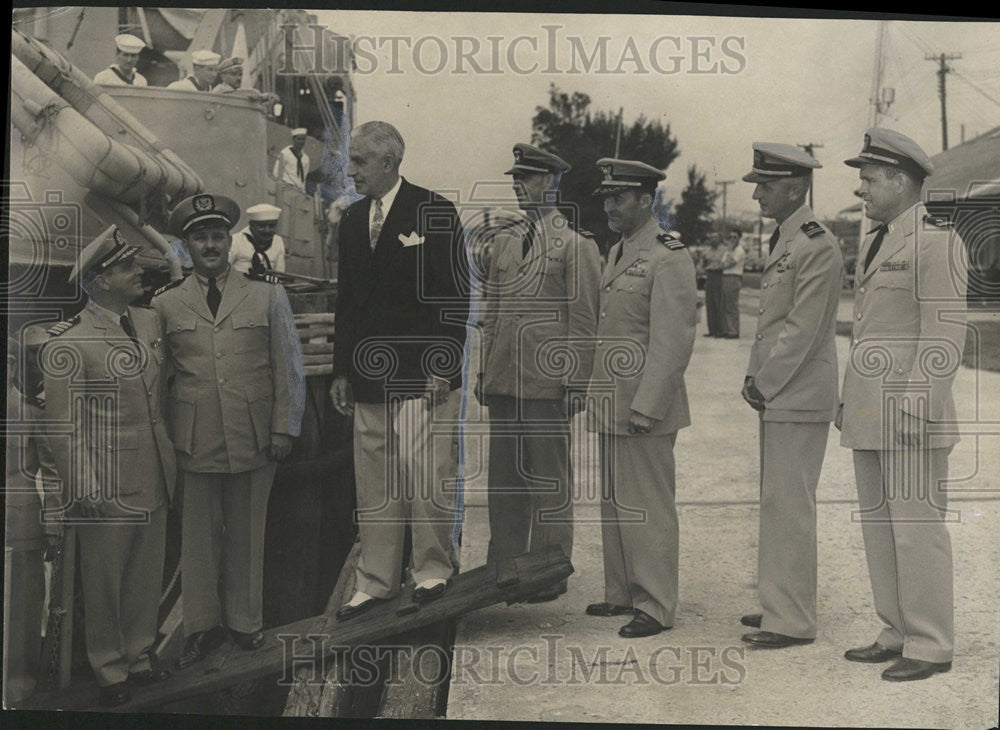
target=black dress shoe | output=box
[740,613,762,628]
[524,581,567,604]
[881,657,952,682]
[176,625,227,669]
[98,682,131,707]
[336,596,378,621]
[127,667,171,687]
[413,582,448,603]
[618,609,667,638]
[844,642,902,663]
[741,630,814,648]
[586,602,633,617]
[231,629,266,650]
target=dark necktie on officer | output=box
[614,237,625,264]
[119,313,140,350]
[207,276,221,318]
[522,219,538,258]
[768,228,781,255]
[864,224,888,273]
[292,149,304,182]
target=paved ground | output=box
[447,296,1000,729]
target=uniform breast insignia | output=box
[625,258,649,277]
[775,251,794,273]
[656,233,685,250]
[878,260,910,272]
[245,271,281,284]
[153,278,185,297]
[801,221,825,239]
[46,315,80,337]
[923,214,952,228]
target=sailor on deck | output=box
[212,57,244,94]
[273,128,310,193]
[93,34,148,87]
[166,50,220,93]
[229,203,287,274]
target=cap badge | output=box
[513,149,522,163]
[599,164,613,181]
[193,194,214,212]
[112,228,126,247]
[863,133,871,151]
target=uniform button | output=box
[249,322,255,328]
[216,352,223,359]
[176,325,182,331]
[601,312,607,318]
[218,378,226,385]
[151,418,157,424]
[605,286,611,292]
[756,334,763,340]
[896,367,904,373]
[758,308,764,314]
[857,313,862,320]
[859,287,866,293]
[215,325,221,332]
[147,389,153,396]
[107,444,113,450]
[597,340,603,346]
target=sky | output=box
[309,9,1000,223]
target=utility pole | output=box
[926,52,962,151]
[715,180,735,223]
[797,142,824,209]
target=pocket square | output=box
[399,232,425,247]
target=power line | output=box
[952,69,1000,109]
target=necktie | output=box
[292,148,304,181]
[522,220,538,258]
[370,199,384,251]
[614,238,625,265]
[119,314,140,350]
[768,228,781,255]
[251,250,271,273]
[864,225,888,273]
[207,276,221,318]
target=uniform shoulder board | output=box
[801,221,826,239]
[46,315,80,338]
[153,278,184,297]
[656,232,685,250]
[924,214,952,228]
[575,228,596,239]
[244,271,281,284]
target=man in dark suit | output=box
[331,121,470,619]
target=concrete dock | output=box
[447,294,1000,728]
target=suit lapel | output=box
[129,306,158,391]
[179,275,216,323]
[214,272,250,323]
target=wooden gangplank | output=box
[23,546,573,713]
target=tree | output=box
[673,165,718,248]
[531,84,680,252]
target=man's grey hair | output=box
[787,174,812,203]
[353,121,405,167]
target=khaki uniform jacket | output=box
[588,217,697,436]
[43,304,175,515]
[747,204,843,423]
[481,208,601,400]
[152,272,306,473]
[5,387,60,548]
[839,202,967,449]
